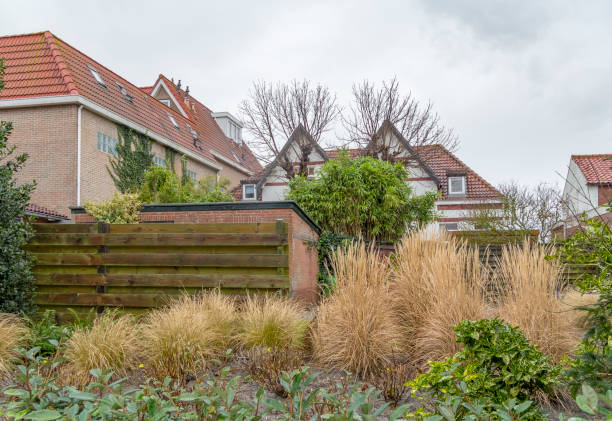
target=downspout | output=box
[77,105,83,206]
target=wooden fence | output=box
[28,221,290,319]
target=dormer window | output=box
[448,176,466,196]
[115,81,133,103]
[243,184,256,200]
[167,113,179,129]
[87,65,105,87]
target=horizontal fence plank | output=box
[108,223,284,234]
[33,224,97,233]
[30,233,287,247]
[35,273,290,289]
[32,222,291,315]
[32,253,288,268]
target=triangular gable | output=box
[372,120,441,186]
[150,76,189,118]
[255,125,329,194]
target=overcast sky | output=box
[2,0,611,187]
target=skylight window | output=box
[87,65,105,87]
[115,81,133,103]
[167,113,179,129]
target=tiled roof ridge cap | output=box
[43,31,78,95]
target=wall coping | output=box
[70,200,321,234]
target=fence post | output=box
[96,222,110,314]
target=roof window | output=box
[448,175,466,196]
[167,113,179,129]
[115,81,133,103]
[87,65,105,87]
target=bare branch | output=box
[342,77,459,158]
[239,79,339,178]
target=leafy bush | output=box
[237,294,308,350]
[312,241,402,377]
[391,230,488,368]
[26,309,95,358]
[562,383,611,420]
[84,193,142,223]
[0,63,36,314]
[287,151,438,241]
[409,319,561,420]
[143,291,238,378]
[138,166,234,204]
[64,312,142,383]
[244,346,305,397]
[315,230,353,295]
[553,206,612,395]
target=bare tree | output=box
[465,181,564,243]
[239,79,339,178]
[342,77,458,159]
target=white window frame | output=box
[153,155,166,168]
[97,132,117,156]
[440,222,459,231]
[167,113,179,129]
[448,176,466,195]
[185,169,197,183]
[87,65,105,86]
[242,184,256,200]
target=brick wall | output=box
[73,202,320,302]
[2,105,78,217]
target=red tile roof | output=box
[572,154,612,185]
[325,145,501,200]
[26,203,68,220]
[0,31,262,174]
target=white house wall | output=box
[562,159,600,216]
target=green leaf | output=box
[24,409,62,421]
[576,396,596,415]
[68,390,97,401]
[514,400,533,413]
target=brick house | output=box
[554,154,612,239]
[234,121,503,231]
[0,31,262,218]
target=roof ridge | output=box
[432,145,500,196]
[43,31,78,94]
[0,30,47,40]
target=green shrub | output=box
[138,167,234,204]
[287,151,438,241]
[552,205,612,395]
[562,383,611,420]
[0,58,36,315]
[107,125,155,193]
[84,193,142,223]
[408,319,561,419]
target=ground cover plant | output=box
[0,228,608,418]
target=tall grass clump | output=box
[494,241,581,364]
[237,294,308,350]
[0,313,29,374]
[143,291,237,378]
[391,230,489,367]
[64,312,140,382]
[312,241,402,377]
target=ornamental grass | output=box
[142,290,238,379]
[0,313,29,374]
[312,241,402,377]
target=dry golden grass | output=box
[494,241,581,364]
[143,290,238,378]
[390,230,489,367]
[64,311,141,382]
[0,313,29,374]
[312,241,402,377]
[236,294,308,350]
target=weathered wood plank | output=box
[32,253,288,267]
[33,224,97,233]
[30,233,287,246]
[35,273,290,288]
[109,223,285,234]
[35,293,177,308]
